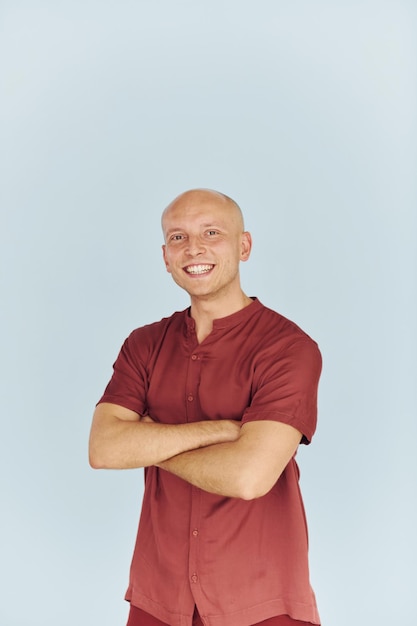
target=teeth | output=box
[185,264,213,275]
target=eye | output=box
[170,234,185,241]
[206,230,219,236]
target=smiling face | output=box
[161,189,252,306]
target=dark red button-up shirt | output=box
[98,299,322,626]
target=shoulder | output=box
[251,300,320,353]
[118,309,188,362]
[127,308,187,342]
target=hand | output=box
[139,415,156,424]
[220,419,241,442]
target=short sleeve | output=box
[241,339,322,444]
[97,331,149,416]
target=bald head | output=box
[161,189,244,240]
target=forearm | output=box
[158,421,302,500]
[89,404,240,470]
[158,441,249,498]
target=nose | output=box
[186,235,206,257]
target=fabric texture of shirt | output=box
[98,298,322,626]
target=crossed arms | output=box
[89,403,302,500]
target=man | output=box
[89,189,322,626]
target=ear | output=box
[162,244,171,273]
[240,231,252,262]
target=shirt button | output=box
[187,395,194,402]
[192,529,199,537]
[191,354,197,360]
[191,574,198,583]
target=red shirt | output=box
[98,299,322,626]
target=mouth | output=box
[183,264,214,276]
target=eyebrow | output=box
[165,222,227,234]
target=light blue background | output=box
[1,1,416,625]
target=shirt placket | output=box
[185,348,205,611]
[185,350,200,422]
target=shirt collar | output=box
[184,297,262,334]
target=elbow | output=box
[238,484,271,501]
[88,424,120,469]
[234,472,277,501]
[89,449,103,470]
[88,441,110,469]
[89,455,102,470]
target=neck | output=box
[190,291,253,343]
